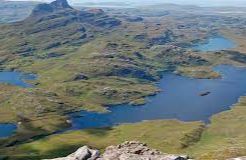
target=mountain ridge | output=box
[0,0,121,59]
[31,0,72,16]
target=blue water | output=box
[0,124,17,138]
[71,65,246,129]
[0,36,243,137]
[0,71,36,138]
[193,36,235,52]
[0,71,36,88]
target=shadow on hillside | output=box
[83,127,114,137]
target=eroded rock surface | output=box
[44,146,100,160]
[45,141,190,160]
[99,141,189,160]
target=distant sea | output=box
[74,0,245,7]
[127,0,246,7]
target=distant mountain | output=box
[0,0,121,59]
[31,0,72,16]
[0,1,38,23]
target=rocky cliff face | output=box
[31,0,72,16]
[45,141,190,160]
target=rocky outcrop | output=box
[45,146,99,160]
[99,141,189,160]
[28,0,121,29]
[45,141,190,160]
[50,0,72,10]
[31,0,72,16]
[72,73,89,81]
[228,157,246,160]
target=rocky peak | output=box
[31,0,72,16]
[50,0,72,10]
[3,0,121,58]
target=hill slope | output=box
[0,0,121,60]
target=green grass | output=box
[0,4,246,158]
[1,120,204,160]
[3,96,246,160]
[0,35,161,146]
[186,96,246,160]
[176,66,220,79]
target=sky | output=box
[8,0,246,7]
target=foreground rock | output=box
[99,141,189,160]
[44,146,100,160]
[228,157,246,160]
[45,141,190,160]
